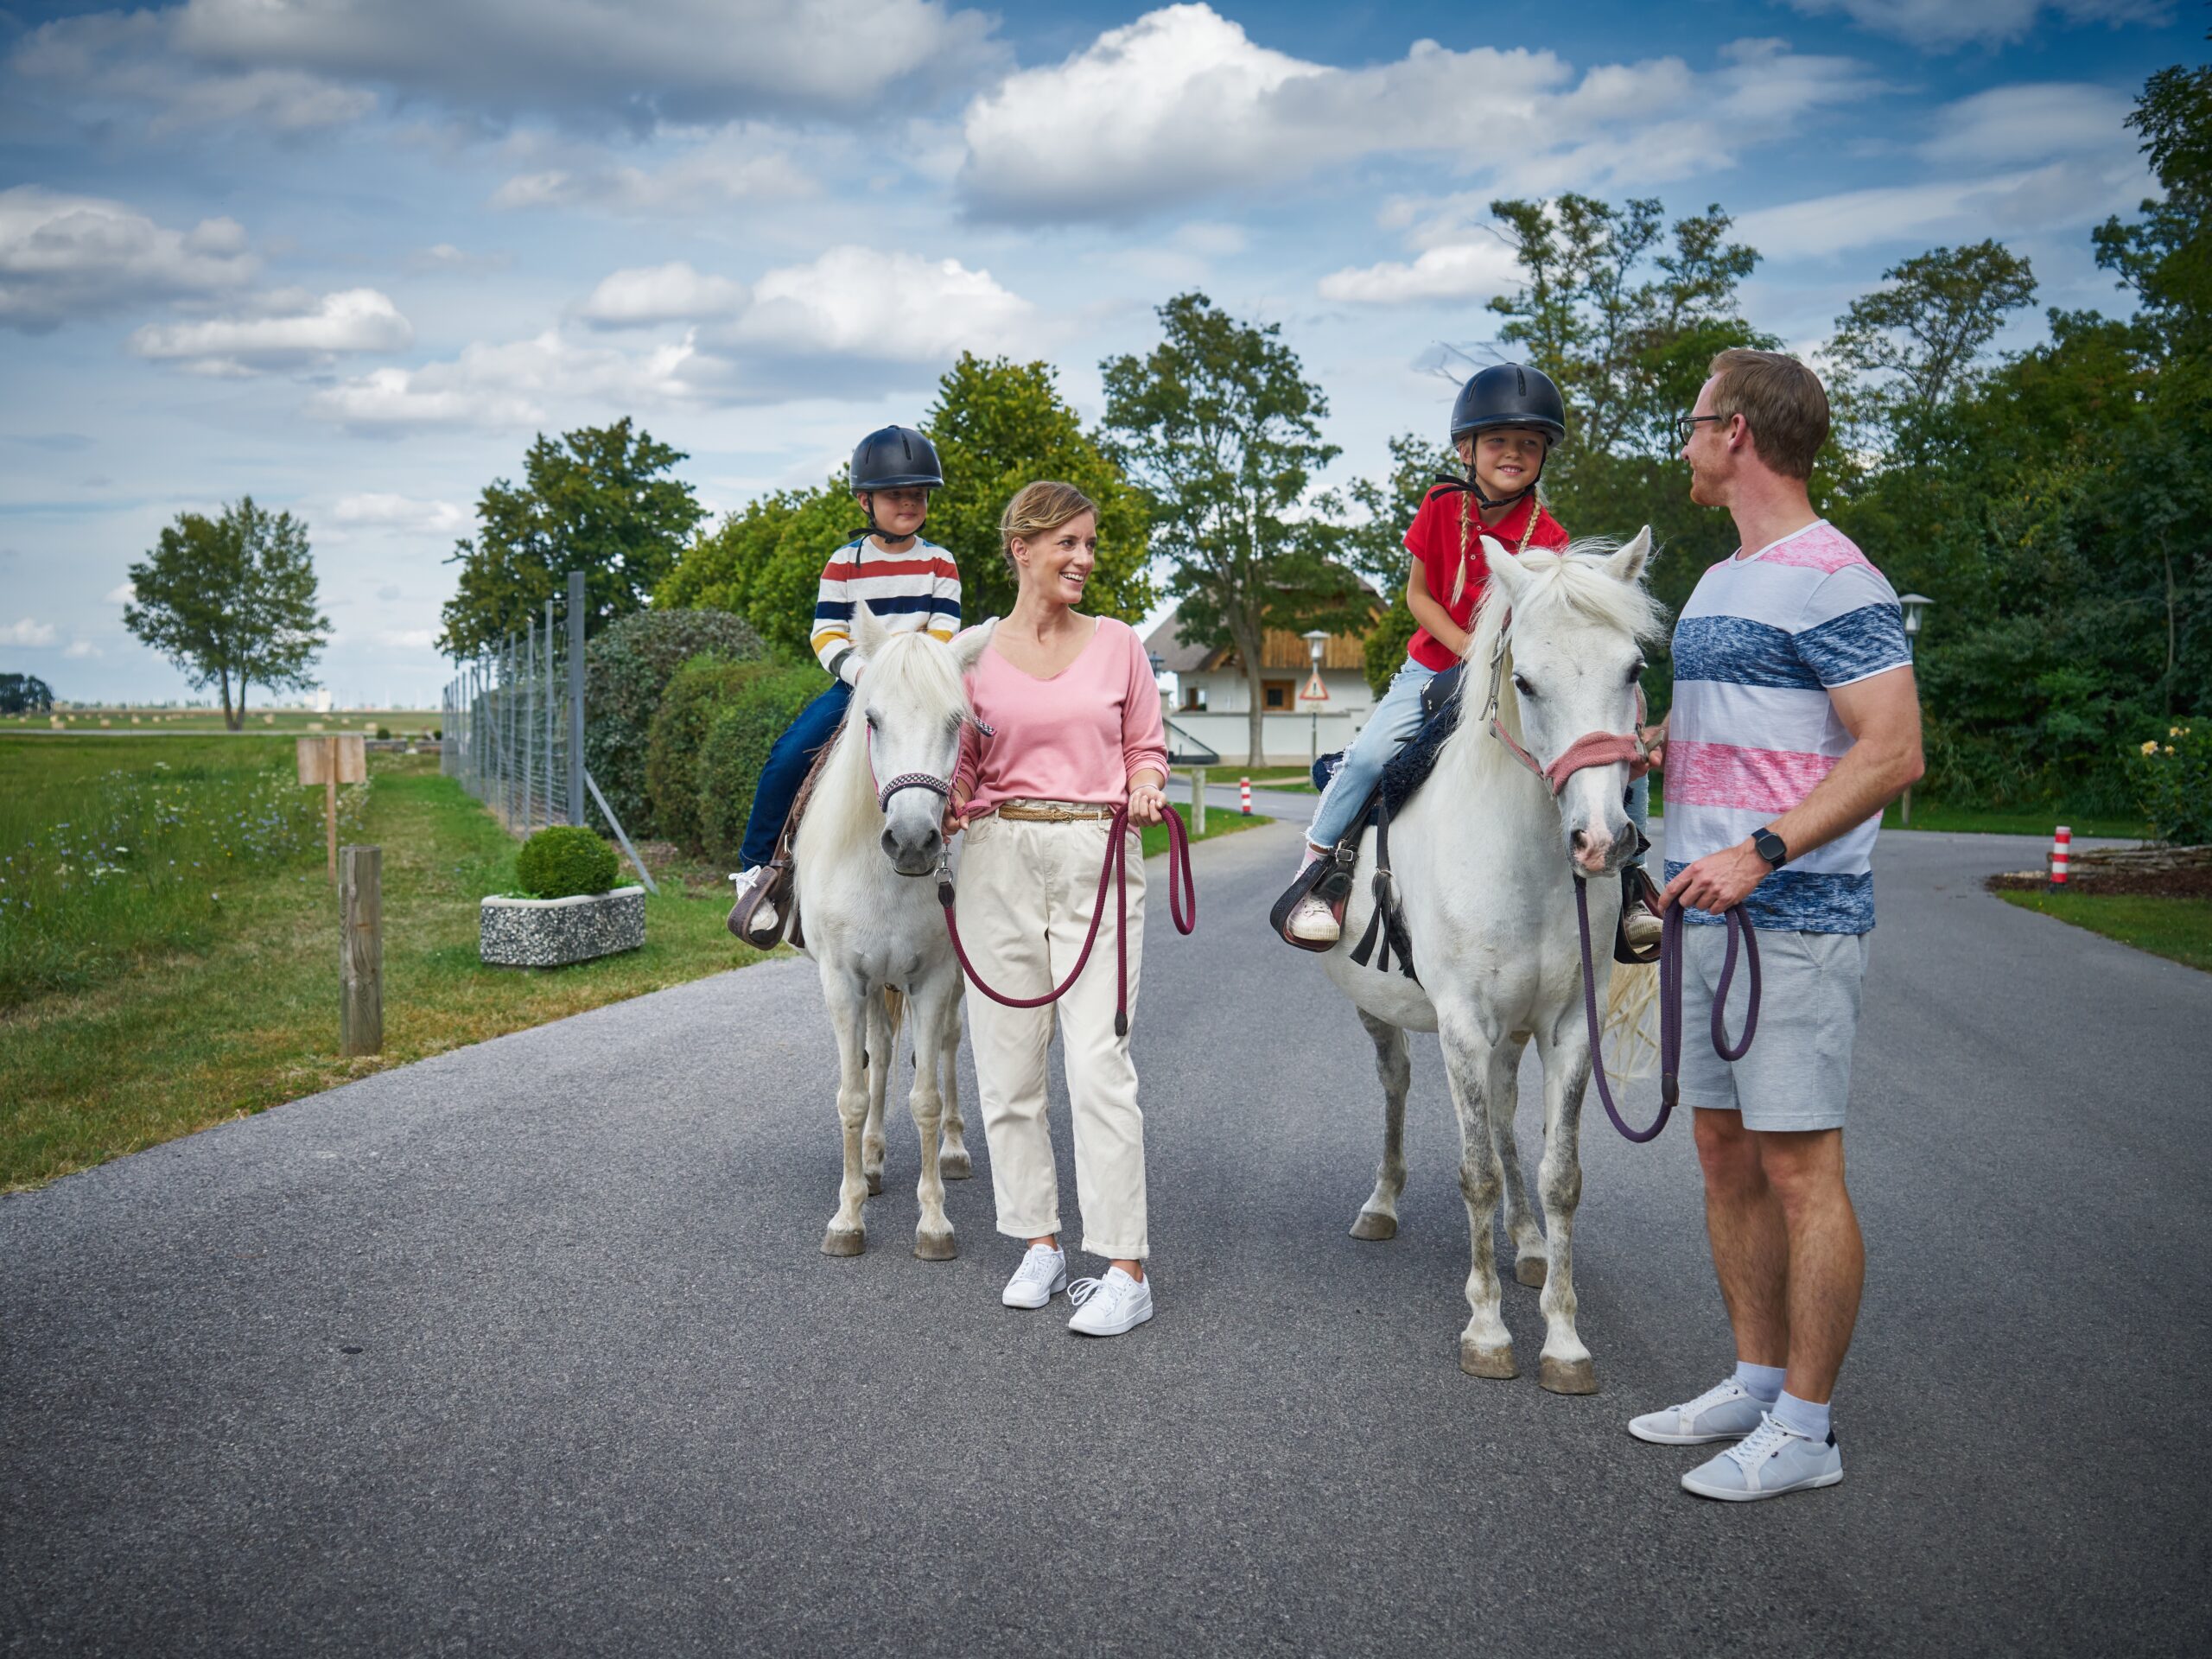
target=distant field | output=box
[0,738,768,1191]
[4,709,440,736]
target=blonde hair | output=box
[1000,480,1097,560]
[1707,347,1829,480]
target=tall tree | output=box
[0,672,55,714]
[1101,292,1356,766]
[1330,432,1454,694]
[124,498,327,729]
[2094,39,2212,349]
[925,352,1154,626]
[656,486,856,663]
[441,417,703,658]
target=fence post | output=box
[1189,766,1207,835]
[522,622,535,833]
[543,598,556,830]
[567,569,585,826]
[340,844,383,1057]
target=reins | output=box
[1483,612,1760,1144]
[938,804,1196,1037]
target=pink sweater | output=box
[953,617,1170,817]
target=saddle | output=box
[725,739,837,951]
[1274,660,1659,969]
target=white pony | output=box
[1318,530,1662,1393]
[793,607,995,1260]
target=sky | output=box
[0,0,2191,708]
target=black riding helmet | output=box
[1443,364,1567,511]
[851,423,944,542]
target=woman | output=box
[946,480,1170,1338]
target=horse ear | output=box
[952,618,996,673]
[1482,534,1531,605]
[851,601,889,658]
[1603,526,1652,586]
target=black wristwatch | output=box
[1751,826,1789,869]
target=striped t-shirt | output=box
[1665,520,1911,934]
[810,535,963,685]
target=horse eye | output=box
[865,711,880,731]
[1627,662,1645,683]
[1512,674,1535,698]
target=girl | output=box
[946,481,1171,1338]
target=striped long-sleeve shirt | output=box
[810,535,963,685]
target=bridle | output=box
[866,717,990,822]
[1481,610,1759,1144]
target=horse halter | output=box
[1478,613,1652,797]
[865,719,990,815]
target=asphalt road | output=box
[4,823,2208,1656]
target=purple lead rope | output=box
[1577,880,1760,1144]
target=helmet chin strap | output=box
[855,490,925,549]
[1433,435,1552,512]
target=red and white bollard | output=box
[2050,824,2071,887]
[1240,777,1252,815]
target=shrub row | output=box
[584,608,768,838]
[646,658,830,863]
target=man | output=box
[1630,348,1923,1501]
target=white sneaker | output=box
[1287,892,1341,944]
[1680,1413,1844,1501]
[1628,1377,1769,1445]
[1623,904,1663,953]
[1001,1243,1067,1309]
[1066,1266,1154,1337]
[728,865,779,933]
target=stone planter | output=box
[480,887,645,968]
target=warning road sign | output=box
[1300,670,1329,702]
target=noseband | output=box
[867,719,992,821]
[1478,613,1652,797]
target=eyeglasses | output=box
[1675,414,1726,445]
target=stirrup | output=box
[1269,848,1356,952]
[1615,865,1662,965]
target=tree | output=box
[1331,432,1453,694]
[1101,292,1357,765]
[441,417,704,658]
[0,672,54,713]
[925,353,1153,626]
[2094,40,2212,348]
[656,486,856,663]
[1824,241,2037,461]
[124,498,327,729]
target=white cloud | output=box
[105,582,136,605]
[718,245,1033,361]
[580,263,747,327]
[130,288,413,373]
[0,186,256,332]
[64,640,103,659]
[490,127,813,217]
[957,10,1877,221]
[16,0,1001,133]
[1319,237,1523,306]
[407,243,511,275]
[1781,0,2169,50]
[1735,157,2146,260]
[308,330,705,431]
[1921,82,2139,166]
[334,494,471,535]
[2,619,60,646]
[377,628,439,651]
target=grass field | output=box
[1142,803,1271,861]
[1995,889,2212,973]
[1,739,767,1192]
[1647,791,2149,841]
[4,709,439,735]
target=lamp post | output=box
[1897,594,1932,829]
[1303,629,1330,763]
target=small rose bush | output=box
[2129,721,2211,847]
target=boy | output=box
[726,424,961,936]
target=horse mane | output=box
[800,629,971,865]
[1449,536,1667,785]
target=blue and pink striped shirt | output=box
[810,535,963,685]
[1664,520,1911,934]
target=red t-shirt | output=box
[1403,487,1569,671]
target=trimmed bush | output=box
[584,608,768,838]
[515,824,620,899]
[695,664,832,864]
[645,656,777,853]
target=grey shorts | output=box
[1674,925,1872,1133]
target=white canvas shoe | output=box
[1629,1377,1769,1446]
[1001,1243,1067,1309]
[1680,1413,1844,1501]
[1066,1266,1154,1337]
[728,866,779,933]
[1286,892,1341,944]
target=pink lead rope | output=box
[939,803,1197,1038]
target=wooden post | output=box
[340,844,383,1057]
[1188,766,1207,835]
[325,737,337,883]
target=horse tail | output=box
[1599,960,1659,1082]
[881,986,907,1057]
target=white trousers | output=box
[956,811,1149,1261]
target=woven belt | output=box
[997,800,1117,823]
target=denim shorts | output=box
[1673,925,1871,1133]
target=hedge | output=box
[695,665,833,864]
[515,824,620,899]
[583,607,768,839]
[645,656,777,854]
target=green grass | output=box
[1,743,766,1192]
[4,709,436,735]
[1995,889,2212,973]
[1647,787,2148,841]
[1141,804,1271,861]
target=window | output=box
[1180,684,1206,712]
[1262,680,1294,710]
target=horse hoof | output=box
[1349,1211,1398,1242]
[940,1149,973,1181]
[914,1230,957,1261]
[821,1227,866,1257]
[1515,1256,1548,1288]
[865,1170,884,1197]
[1541,1356,1599,1395]
[1459,1339,1518,1380]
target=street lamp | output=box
[1897,595,1933,827]
[1302,629,1331,763]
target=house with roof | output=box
[1143,601,1380,766]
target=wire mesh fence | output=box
[442,590,582,837]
